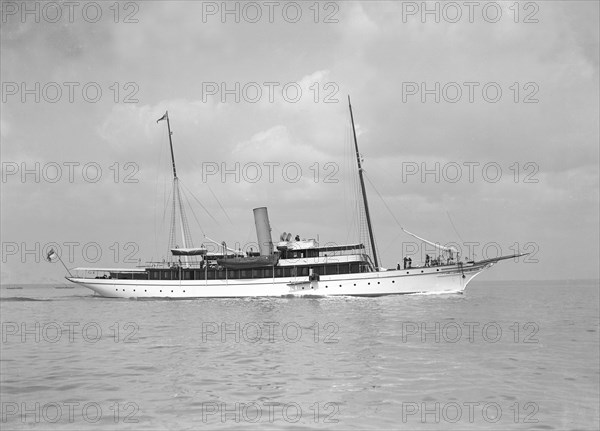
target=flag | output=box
[157,112,168,123]
[46,249,58,262]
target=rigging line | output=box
[363,172,403,229]
[203,235,245,255]
[176,181,196,255]
[160,125,171,211]
[343,126,349,240]
[168,181,177,256]
[350,130,364,246]
[161,181,174,226]
[243,229,257,251]
[179,185,205,237]
[167,179,176,256]
[164,133,232,226]
[381,230,404,258]
[344,127,356,244]
[207,183,233,225]
[154,131,168,258]
[174,188,198,265]
[179,180,220,226]
[369,155,415,216]
[361,172,396,267]
[353,152,362,244]
[446,211,465,244]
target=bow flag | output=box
[45,248,73,276]
[46,249,58,262]
[157,112,168,123]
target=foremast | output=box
[348,96,379,270]
[157,111,194,262]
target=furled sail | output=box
[401,228,458,253]
[203,235,245,256]
[171,247,207,256]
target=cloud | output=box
[0,117,9,140]
[1,1,598,283]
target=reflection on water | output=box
[1,280,598,430]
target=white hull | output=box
[61,109,524,300]
[67,260,498,299]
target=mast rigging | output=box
[348,96,379,269]
[158,111,194,261]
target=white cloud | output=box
[2,1,598,283]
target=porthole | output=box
[436,269,439,272]
[171,290,173,293]
[115,288,118,291]
[421,270,424,273]
[392,280,395,283]
[377,282,380,284]
[406,272,409,274]
[368,282,370,285]
[145,289,147,292]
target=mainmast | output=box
[348,96,379,270]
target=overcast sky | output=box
[1,0,598,284]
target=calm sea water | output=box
[1,280,598,430]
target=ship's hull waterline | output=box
[67,260,495,299]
